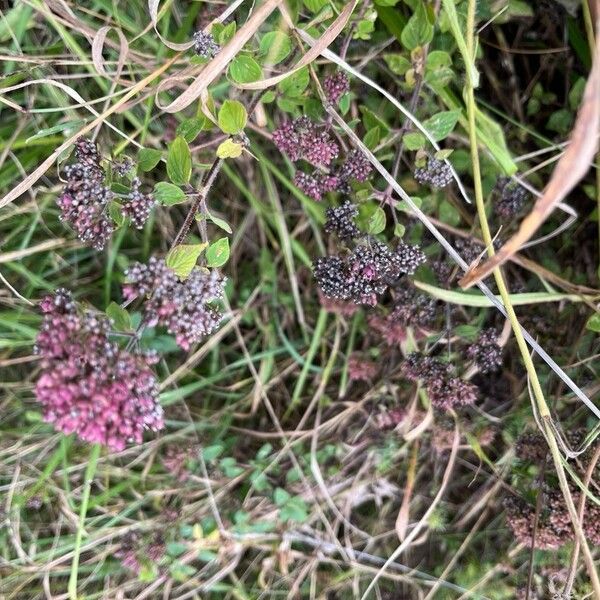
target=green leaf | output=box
[217,100,247,135]
[303,0,328,14]
[401,1,434,50]
[367,206,386,234]
[108,201,125,227]
[274,487,291,505]
[216,139,243,159]
[586,313,600,333]
[166,243,207,279]
[26,120,85,143]
[205,237,230,268]
[106,302,131,331]
[259,31,292,65]
[138,148,162,172]
[228,55,263,83]
[384,53,411,75]
[278,66,310,97]
[206,212,233,234]
[215,21,236,45]
[422,110,460,141]
[166,136,192,185]
[374,0,399,6]
[363,126,381,150]
[177,117,205,142]
[403,131,426,150]
[394,223,406,238]
[154,182,187,205]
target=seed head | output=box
[466,328,502,373]
[273,117,339,167]
[324,200,360,239]
[495,177,528,219]
[193,30,220,58]
[324,71,350,105]
[414,157,453,189]
[339,149,372,183]
[122,177,155,229]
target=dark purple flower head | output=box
[294,171,340,201]
[414,157,453,189]
[466,328,502,373]
[495,177,528,219]
[324,71,350,105]
[389,287,437,328]
[34,289,163,451]
[272,117,339,167]
[314,241,425,306]
[124,257,225,351]
[339,149,372,183]
[324,200,360,239]
[113,156,134,176]
[402,353,477,411]
[58,139,115,250]
[122,177,155,229]
[193,30,220,58]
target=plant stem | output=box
[464,0,600,593]
[68,442,101,600]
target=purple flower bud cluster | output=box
[122,177,155,229]
[193,30,220,58]
[123,256,225,351]
[338,149,373,183]
[402,353,478,411]
[294,171,340,202]
[34,289,163,451]
[323,71,350,105]
[57,139,115,250]
[375,407,407,430]
[273,117,339,167]
[273,118,372,201]
[313,240,426,306]
[515,431,548,462]
[466,328,502,373]
[113,156,134,176]
[495,177,528,219]
[414,157,453,189]
[324,200,360,239]
[389,287,437,328]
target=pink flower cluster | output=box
[123,256,225,351]
[272,117,372,201]
[323,71,350,105]
[34,289,163,451]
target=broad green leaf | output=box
[259,31,292,65]
[384,53,411,75]
[106,302,131,331]
[367,206,386,234]
[177,117,205,142]
[401,1,433,50]
[303,0,328,14]
[403,131,426,150]
[422,110,460,141]
[217,100,247,135]
[278,66,310,97]
[206,212,233,234]
[108,201,125,227]
[216,139,243,159]
[205,237,230,268]
[138,148,162,171]
[166,243,207,279]
[229,55,263,83]
[586,313,600,333]
[166,136,192,185]
[154,182,187,205]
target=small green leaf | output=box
[367,206,386,234]
[278,66,310,97]
[394,223,406,238]
[216,139,243,159]
[384,53,411,75]
[177,117,205,142]
[154,182,187,205]
[26,120,85,144]
[363,126,381,150]
[108,201,125,227]
[166,136,192,185]
[205,237,230,268]
[586,313,600,333]
[403,131,426,150]
[401,1,434,50]
[106,302,131,331]
[207,212,233,234]
[228,55,263,83]
[138,148,162,172]
[216,21,236,45]
[274,487,291,505]
[166,243,207,279]
[422,110,460,141]
[217,100,247,135]
[259,31,292,65]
